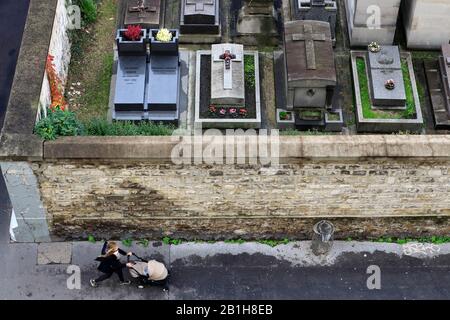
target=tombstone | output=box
[367,45,406,108]
[211,43,245,106]
[403,0,450,49]
[124,0,161,29]
[146,34,180,121]
[180,0,220,34]
[292,0,337,46]
[439,44,450,115]
[284,20,336,110]
[114,56,147,111]
[345,0,400,47]
[235,0,278,41]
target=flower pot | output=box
[116,29,147,56]
[149,29,179,54]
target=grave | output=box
[425,44,450,129]
[402,0,450,49]
[211,43,245,106]
[234,0,279,46]
[114,28,147,118]
[180,0,220,35]
[292,0,337,46]
[283,20,338,129]
[345,0,400,47]
[350,47,423,133]
[147,30,180,121]
[113,28,181,122]
[367,45,406,109]
[194,44,261,128]
[124,0,161,29]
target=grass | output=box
[83,118,176,136]
[373,236,450,245]
[356,57,417,120]
[66,0,117,122]
[280,129,332,136]
[244,55,255,89]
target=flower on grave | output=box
[239,108,248,117]
[208,105,217,116]
[368,41,381,53]
[124,25,142,41]
[279,111,290,120]
[385,79,395,90]
[218,107,227,116]
[229,108,238,118]
[156,28,173,42]
[46,55,68,112]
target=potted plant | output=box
[279,111,292,121]
[116,25,147,56]
[218,107,227,118]
[149,28,179,54]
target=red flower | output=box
[208,105,217,113]
[124,25,142,41]
[229,108,237,114]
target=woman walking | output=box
[90,241,132,287]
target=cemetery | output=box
[31,0,450,138]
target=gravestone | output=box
[147,54,180,120]
[403,0,450,49]
[440,44,450,113]
[367,45,406,108]
[180,0,220,34]
[236,0,278,38]
[284,20,336,110]
[292,0,337,46]
[345,0,400,47]
[114,56,147,111]
[124,0,161,29]
[211,43,245,106]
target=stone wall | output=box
[34,158,450,240]
[38,0,72,119]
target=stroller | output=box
[127,253,170,290]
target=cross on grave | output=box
[292,24,326,70]
[213,47,242,90]
[129,0,156,16]
[186,0,214,11]
[219,50,236,70]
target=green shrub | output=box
[77,0,98,24]
[83,118,175,136]
[34,108,83,140]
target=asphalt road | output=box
[0,0,30,129]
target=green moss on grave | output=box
[356,57,417,120]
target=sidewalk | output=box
[1,238,450,300]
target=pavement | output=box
[0,0,30,128]
[1,198,450,301]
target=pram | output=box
[127,253,170,290]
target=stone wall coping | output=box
[41,135,450,160]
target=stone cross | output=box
[213,47,242,90]
[186,0,214,11]
[129,0,156,14]
[292,24,326,70]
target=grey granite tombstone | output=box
[114,56,147,111]
[284,20,336,109]
[180,0,220,34]
[367,46,406,108]
[292,0,337,46]
[147,54,180,120]
[346,0,400,47]
[439,44,450,113]
[124,0,161,29]
[236,0,278,37]
[211,43,245,106]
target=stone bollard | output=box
[311,220,335,256]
